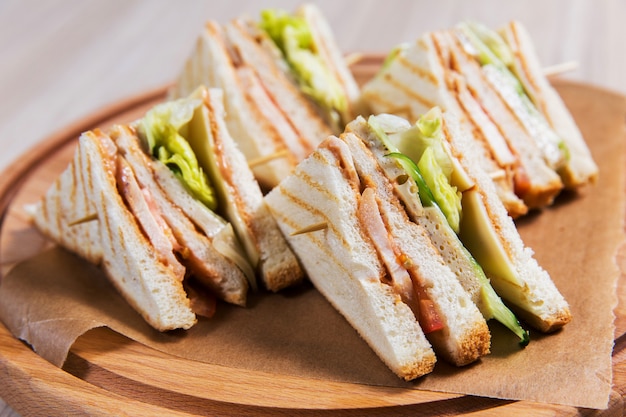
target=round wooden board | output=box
[0,56,625,416]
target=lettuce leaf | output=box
[139,99,217,211]
[392,109,462,232]
[259,9,347,126]
[417,147,461,232]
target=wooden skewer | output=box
[489,169,507,181]
[67,213,98,226]
[344,52,364,67]
[543,61,579,77]
[290,221,328,236]
[247,149,290,168]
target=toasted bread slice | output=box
[196,88,304,291]
[169,21,298,190]
[265,137,437,380]
[31,130,197,331]
[500,20,599,188]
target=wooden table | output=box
[1,1,625,415]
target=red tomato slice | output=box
[418,299,444,333]
[514,166,531,198]
[413,280,444,334]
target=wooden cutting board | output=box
[0,55,625,416]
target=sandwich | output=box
[29,86,303,331]
[361,20,598,216]
[265,108,571,380]
[170,4,362,190]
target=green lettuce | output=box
[394,109,462,233]
[417,147,461,232]
[259,9,347,126]
[139,99,217,211]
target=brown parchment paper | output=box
[0,81,624,410]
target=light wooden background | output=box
[0,1,624,415]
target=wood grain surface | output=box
[0,54,625,416]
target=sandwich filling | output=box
[137,95,256,288]
[455,21,569,171]
[362,110,529,345]
[140,98,217,210]
[115,155,186,282]
[356,186,444,334]
[259,8,350,131]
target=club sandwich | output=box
[29,87,303,331]
[265,108,571,380]
[170,4,362,190]
[362,21,598,216]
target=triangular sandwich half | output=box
[265,114,497,380]
[362,21,598,215]
[170,4,362,190]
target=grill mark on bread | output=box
[98,188,116,269]
[267,202,354,279]
[396,50,439,86]
[294,167,340,204]
[416,37,429,51]
[382,72,438,110]
[276,183,350,251]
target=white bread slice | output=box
[361,34,527,217]
[31,130,196,331]
[225,18,332,146]
[111,125,249,306]
[169,21,297,190]
[341,132,490,366]
[30,136,104,266]
[443,113,571,332]
[265,136,436,380]
[437,30,564,209]
[500,20,599,188]
[198,88,303,292]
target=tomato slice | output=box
[418,299,444,333]
[513,165,531,198]
[413,280,444,334]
